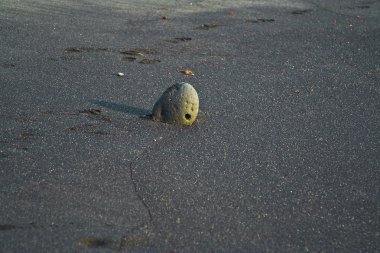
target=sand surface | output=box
[1,0,379,252]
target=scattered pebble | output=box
[117,72,125,76]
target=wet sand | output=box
[1,0,379,252]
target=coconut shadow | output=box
[90,100,151,116]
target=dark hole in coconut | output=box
[185,114,191,120]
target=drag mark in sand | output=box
[195,23,222,30]
[79,238,107,248]
[354,5,370,9]
[39,108,112,136]
[68,109,111,135]
[63,47,113,53]
[61,47,163,66]
[120,48,159,56]
[164,37,192,43]
[121,56,137,62]
[79,231,154,251]
[120,48,161,64]
[139,59,161,64]
[0,222,63,231]
[1,63,16,68]
[0,224,17,231]
[291,9,314,15]
[245,18,275,23]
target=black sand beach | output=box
[1,0,379,252]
